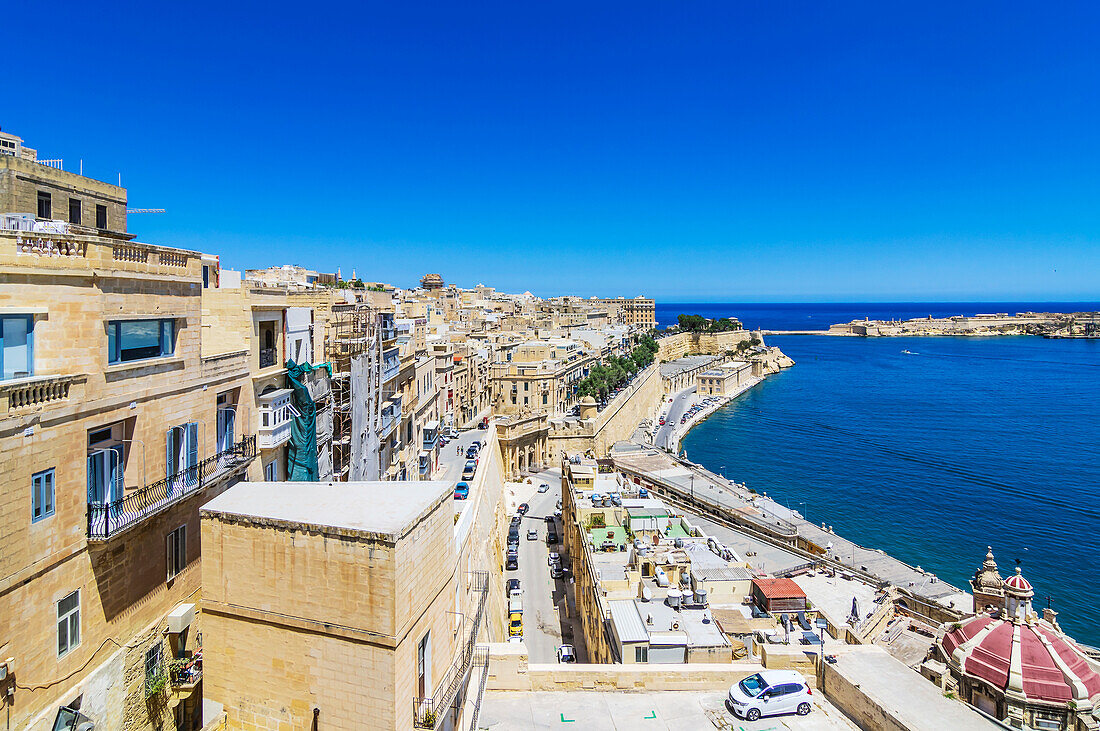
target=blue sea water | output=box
[672,306,1100,645]
[655,301,1100,331]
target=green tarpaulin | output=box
[284,359,331,481]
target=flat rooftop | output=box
[201,480,451,540]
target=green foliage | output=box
[574,336,659,402]
[145,671,167,698]
[676,314,742,333]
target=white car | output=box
[548,551,560,566]
[538,483,550,493]
[727,670,813,721]
[557,645,576,663]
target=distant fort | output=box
[764,311,1100,338]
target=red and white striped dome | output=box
[1005,567,1034,597]
[940,613,1100,705]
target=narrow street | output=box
[654,386,695,450]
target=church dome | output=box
[940,566,1100,712]
[1005,567,1034,597]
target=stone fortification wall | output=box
[548,362,662,458]
[656,330,757,362]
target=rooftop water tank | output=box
[667,588,683,610]
[695,587,708,607]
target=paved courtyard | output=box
[479,690,858,731]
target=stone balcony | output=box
[1,229,202,280]
[1,373,87,414]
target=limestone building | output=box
[0,210,258,730]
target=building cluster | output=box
[0,132,656,731]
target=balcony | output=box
[419,453,432,477]
[88,436,255,540]
[382,346,400,383]
[168,651,202,707]
[2,373,85,413]
[413,572,489,728]
[379,397,401,440]
[258,389,295,449]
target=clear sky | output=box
[8,2,1100,301]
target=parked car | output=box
[727,670,813,721]
[538,483,550,493]
[527,529,538,541]
[506,555,518,571]
[479,418,489,429]
[550,563,564,579]
[509,613,523,637]
[517,503,530,515]
[507,578,521,595]
[557,645,577,663]
[548,551,560,566]
[472,440,482,449]
[545,515,555,525]
[547,530,558,544]
[511,515,522,527]
[453,482,469,500]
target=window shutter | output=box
[167,531,175,581]
[166,427,175,479]
[186,422,199,471]
[110,445,124,500]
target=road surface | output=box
[654,386,695,450]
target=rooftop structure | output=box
[929,550,1100,730]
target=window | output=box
[37,191,51,219]
[264,461,277,481]
[635,645,648,662]
[166,525,186,581]
[95,204,107,229]
[107,319,175,364]
[57,590,80,657]
[145,642,163,692]
[32,469,55,523]
[0,315,34,380]
[417,632,431,698]
[68,198,81,225]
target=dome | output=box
[1005,567,1034,597]
[940,612,1100,705]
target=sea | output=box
[664,303,1100,645]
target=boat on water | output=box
[901,349,917,354]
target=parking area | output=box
[505,468,588,664]
[479,689,858,731]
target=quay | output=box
[610,442,971,623]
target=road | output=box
[654,386,695,450]
[507,467,586,664]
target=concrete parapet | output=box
[483,643,766,693]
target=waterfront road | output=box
[654,386,695,451]
[508,467,588,664]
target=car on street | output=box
[727,670,813,721]
[527,529,538,541]
[511,515,522,527]
[547,529,558,544]
[507,578,520,594]
[506,555,518,571]
[659,418,666,426]
[550,563,564,579]
[538,483,550,493]
[548,552,560,566]
[509,613,523,637]
[517,503,530,515]
[453,482,469,500]
[557,645,576,663]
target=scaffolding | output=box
[327,304,381,481]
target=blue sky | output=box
[8,2,1100,301]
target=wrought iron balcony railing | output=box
[413,572,489,728]
[87,435,256,540]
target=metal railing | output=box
[413,571,489,728]
[88,436,256,540]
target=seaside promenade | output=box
[611,445,971,615]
